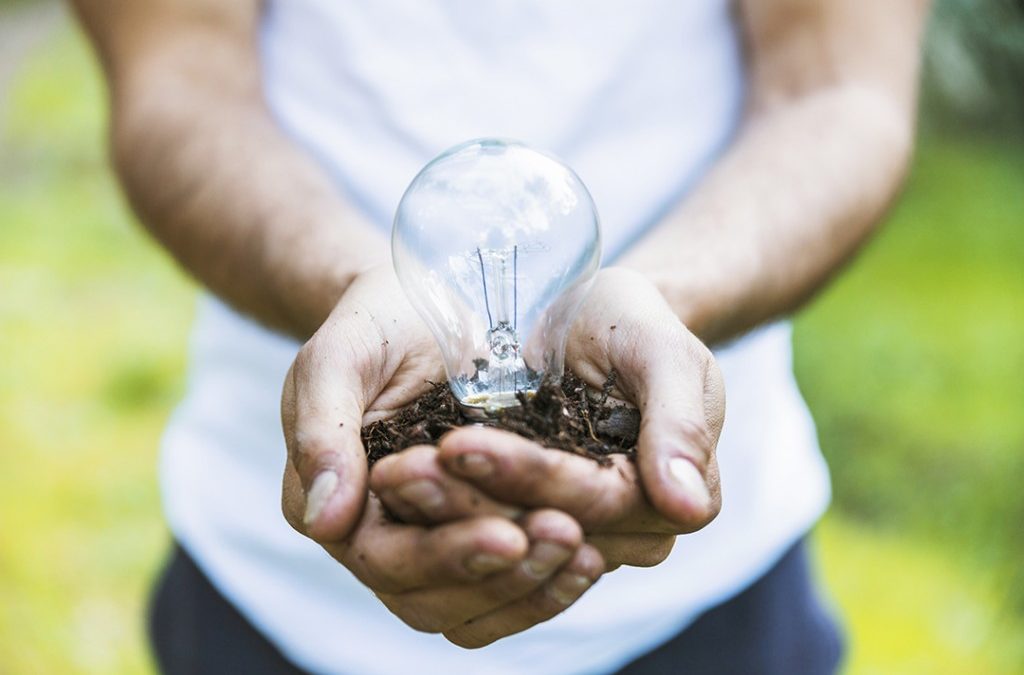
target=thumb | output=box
[568,268,726,530]
[281,321,373,543]
[631,338,725,530]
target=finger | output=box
[370,445,523,524]
[631,343,725,531]
[281,273,431,543]
[376,509,582,633]
[329,496,529,594]
[281,345,369,543]
[586,533,675,570]
[567,267,725,531]
[443,544,605,648]
[438,426,679,534]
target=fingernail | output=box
[548,574,593,606]
[465,553,514,576]
[522,541,571,580]
[454,453,494,478]
[304,471,338,527]
[396,480,445,514]
[667,458,711,508]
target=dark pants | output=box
[149,538,843,675]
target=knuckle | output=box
[669,418,714,464]
[685,332,714,363]
[522,509,583,547]
[377,596,448,634]
[294,429,334,457]
[280,491,306,535]
[292,431,341,482]
[597,535,673,568]
[348,339,381,381]
[292,338,337,384]
[280,460,306,530]
[369,445,437,491]
[652,328,706,376]
[398,609,450,634]
[345,317,390,383]
[366,455,399,492]
[631,536,676,567]
[444,628,490,650]
[699,341,716,366]
[368,571,408,596]
[530,589,567,617]
[650,536,676,563]
[416,536,476,585]
[490,443,571,503]
[520,441,562,480]
[576,477,633,526]
[535,455,628,526]
[292,341,317,374]
[353,552,408,594]
[478,573,535,606]
[571,544,607,578]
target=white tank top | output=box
[159,2,831,673]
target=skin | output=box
[72,0,929,651]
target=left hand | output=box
[281,266,605,648]
[371,267,726,569]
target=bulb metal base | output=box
[457,389,537,420]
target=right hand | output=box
[280,265,604,646]
[370,268,726,570]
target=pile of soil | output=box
[362,371,640,466]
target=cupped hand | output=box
[281,264,443,541]
[280,265,603,646]
[371,267,725,568]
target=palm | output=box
[361,328,444,425]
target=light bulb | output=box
[392,138,601,416]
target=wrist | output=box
[284,222,389,338]
[605,263,715,343]
[647,271,717,341]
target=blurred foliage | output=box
[1,15,1022,675]
[923,0,1024,135]
[0,26,194,675]
[795,136,1024,573]
[793,136,1024,671]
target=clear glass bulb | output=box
[392,138,601,416]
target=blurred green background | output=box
[1,2,1022,674]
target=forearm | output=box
[618,0,927,345]
[618,86,913,344]
[104,21,383,338]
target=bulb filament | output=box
[475,245,528,402]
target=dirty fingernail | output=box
[396,479,445,514]
[522,541,571,580]
[465,553,514,576]
[667,457,711,508]
[454,453,494,478]
[304,471,338,527]
[548,574,593,606]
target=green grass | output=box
[1,24,1022,675]
[793,131,1024,672]
[815,516,1024,674]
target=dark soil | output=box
[362,371,640,466]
